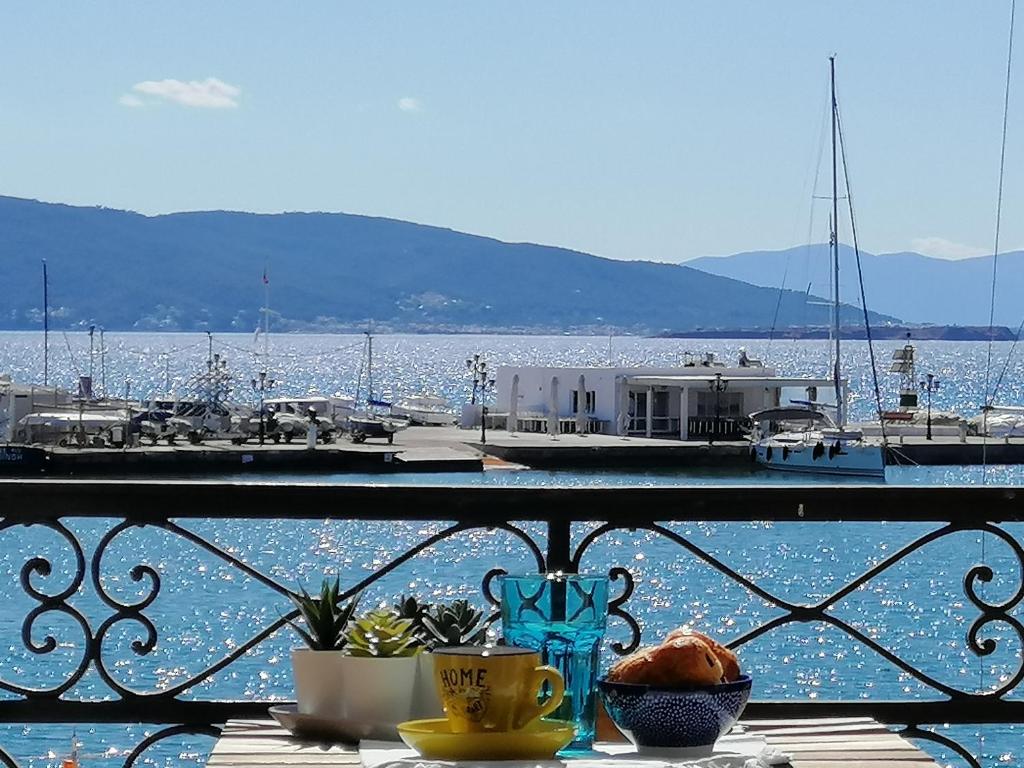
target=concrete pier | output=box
[4,425,1024,475]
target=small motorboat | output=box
[390,394,454,426]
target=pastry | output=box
[664,626,741,682]
[657,635,725,686]
[607,646,662,684]
[608,637,724,687]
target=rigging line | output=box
[835,95,887,443]
[767,79,832,357]
[61,331,82,379]
[979,0,1015,735]
[984,0,1017,417]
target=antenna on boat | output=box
[42,260,49,386]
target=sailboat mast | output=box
[830,55,844,427]
[367,330,374,403]
[42,260,49,387]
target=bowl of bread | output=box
[597,626,751,756]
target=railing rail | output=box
[0,479,1022,767]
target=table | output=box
[207,717,943,767]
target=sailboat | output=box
[751,57,885,479]
[348,331,409,444]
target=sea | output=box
[0,331,1021,767]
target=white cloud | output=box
[120,77,241,109]
[910,236,988,260]
[397,96,422,113]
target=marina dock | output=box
[7,425,1024,475]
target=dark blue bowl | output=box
[598,675,752,753]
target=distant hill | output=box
[0,196,895,334]
[687,245,1024,328]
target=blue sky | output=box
[0,2,1020,262]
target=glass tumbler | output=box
[500,573,609,751]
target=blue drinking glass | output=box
[500,573,609,752]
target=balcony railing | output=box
[0,480,1022,767]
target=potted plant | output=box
[395,596,492,718]
[288,578,362,717]
[289,581,424,737]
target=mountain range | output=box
[0,196,892,334]
[688,245,1024,328]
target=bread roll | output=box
[664,626,741,682]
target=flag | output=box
[262,268,269,285]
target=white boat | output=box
[390,394,454,426]
[751,407,884,477]
[751,57,885,480]
[265,395,355,429]
[969,406,1024,438]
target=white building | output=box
[0,375,74,443]
[493,353,835,441]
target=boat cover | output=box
[749,407,826,422]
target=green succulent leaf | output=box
[287,578,362,651]
[345,608,420,657]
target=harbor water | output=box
[0,332,1022,766]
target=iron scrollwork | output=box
[0,512,548,766]
[572,520,1024,701]
[0,482,1022,767]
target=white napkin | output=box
[359,734,790,768]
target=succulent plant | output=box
[421,599,490,647]
[287,579,361,651]
[394,594,432,647]
[345,608,420,657]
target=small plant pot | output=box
[411,651,444,720]
[291,650,420,735]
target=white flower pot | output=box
[291,649,419,735]
[411,652,444,720]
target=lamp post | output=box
[920,373,939,441]
[122,377,132,450]
[709,372,728,444]
[251,370,276,445]
[466,354,485,405]
[467,354,495,444]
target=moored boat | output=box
[751,57,885,480]
[391,393,454,426]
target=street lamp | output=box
[251,370,276,445]
[919,373,940,441]
[467,354,495,443]
[466,354,486,405]
[708,372,728,444]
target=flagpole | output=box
[262,265,270,373]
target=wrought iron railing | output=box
[0,480,1022,767]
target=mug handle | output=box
[515,665,565,729]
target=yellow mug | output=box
[432,645,565,732]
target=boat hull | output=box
[752,438,885,478]
[390,406,453,426]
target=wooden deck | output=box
[207,717,942,767]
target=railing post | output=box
[547,517,573,573]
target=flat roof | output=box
[624,375,835,388]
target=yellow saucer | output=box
[397,718,577,760]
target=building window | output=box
[695,391,744,418]
[572,390,596,414]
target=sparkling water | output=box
[1,332,1022,767]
